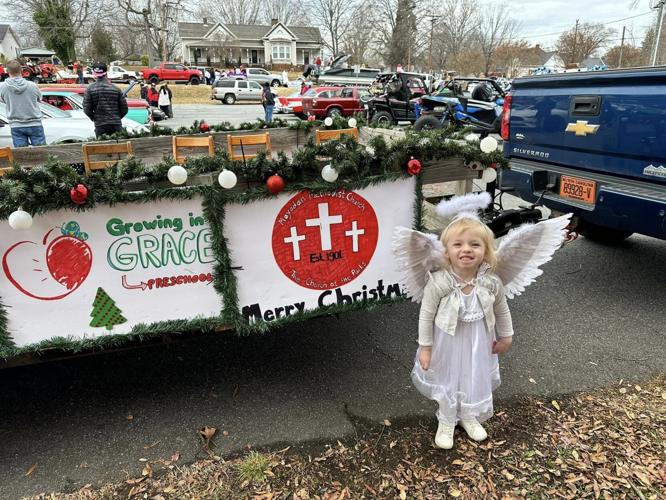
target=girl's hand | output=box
[492,337,513,354]
[419,346,432,370]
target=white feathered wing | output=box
[495,213,572,299]
[392,226,445,302]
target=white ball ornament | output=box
[167,165,188,185]
[465,133,480,142]
[9,209,33,230]
[218,169,238,189]
[321,164,338,183]
[348,117,357,128]
[324,117,333,127]
[480,136,499,153]
[481,167,498,183]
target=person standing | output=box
[76,61,85,84]
[139,82,148,101]
[261,82,275,125]
[82,62,128,138]
[315,55,322,72]
[158,84,173,118]
[147,83,159,107]
[0,59,46,147]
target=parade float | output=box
[0,118,504,364]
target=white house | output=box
[178,19,322,68]
[0,24,21,61]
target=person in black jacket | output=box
[261,82,275,125]
[82,62,128,138]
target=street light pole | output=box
[428,15,440,75]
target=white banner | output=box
[224,177,416,323]
[0,197,221,346]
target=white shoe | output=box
[435,421,455,449]
[459,418,488,441]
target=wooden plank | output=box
[173,136,214,148]
[83,142,133,155]
[228,133,270,146]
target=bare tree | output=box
[191,0,261,25]
[262,0,309,26]
[556,22,616,65]
[117,0,187,65]
[306,0,357,55]
[341,6,377,66]
[431,0,480,72]
[477,3,519,75]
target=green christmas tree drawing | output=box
[89,287,127,331]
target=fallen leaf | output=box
[128,485,146,497]
[143,440,161,450]
[126,477,146,485]
[170,451,180,462]
[619,388,627,394]
[223,430,229,436]
[142,463,153,478]
[529,378,537,384]
[25,463,37,477]
[150,495,165,500]
[449,487,461,497]
[163,486,176,494]
[383,419,391,426]
[199,426,217,440]
[451,459,465,466]
[634,385,641,391]
[126,414,134,421]
[551,400,561,411]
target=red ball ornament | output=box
[407,158,422,176]
[266,174,285,194]
[199,121,210,132]
[70,184,89,205]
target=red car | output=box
[301,86,371,119]
[276,86,341,117]
[141,63,202,85]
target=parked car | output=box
[0,102,95,146]
[210,79,276,104]
[41,86,156,124]
[245,67,285,87]
[275,86,341,117]
[301,86,371,118]
[82,65,142,84]
[37,101,148,134]
[141,63,202,85]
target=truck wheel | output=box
[327,107,342,118]
[224,93,236,105]
[579,221,633,245]
[271,79,281,87]
[149,76,159,85]
[189,76,200,85]
[371,111,394,128]
[413,115,442,131]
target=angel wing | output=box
[495,214,572,299]
[392,226,445,302]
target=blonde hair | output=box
[440,218,498,271]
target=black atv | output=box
[366,72,430,127]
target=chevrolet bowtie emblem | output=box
[565,121,600,136]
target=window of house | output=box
[272,45,291,60]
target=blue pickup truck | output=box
[499,68,666,243]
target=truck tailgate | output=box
[508,69,666,184]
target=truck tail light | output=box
[501,93,512,141]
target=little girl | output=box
[411,216,513,449]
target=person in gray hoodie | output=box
[0,60,46,147]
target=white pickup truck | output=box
[83,65,142,83]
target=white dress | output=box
[411,287,501,426]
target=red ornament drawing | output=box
[272,190,378,290]
[266,174,285,194]
[2,221,93,300]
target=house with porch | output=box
[178,19,322,68]
[0,24,21,61]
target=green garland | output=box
[0,126,506,360]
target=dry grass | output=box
[31,376,665,499]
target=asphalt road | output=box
[1,231,665,498]
[157,103,298,130]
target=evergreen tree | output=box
[91,25,116,63]
[388,0,417,69]
[33,0,77,63]
[89,287,127,331]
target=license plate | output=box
[559,175,596,204]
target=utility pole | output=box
[652,0,666,66]
[572,19,579,66]
[618,26,626,68]
[427,15,440,75]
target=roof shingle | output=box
[178,22,321,42]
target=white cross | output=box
[345,220,365,253]
[305,203,342,251]
[283,226,306,261]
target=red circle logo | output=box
[272,190,379,290]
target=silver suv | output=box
[211,80,276,104]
